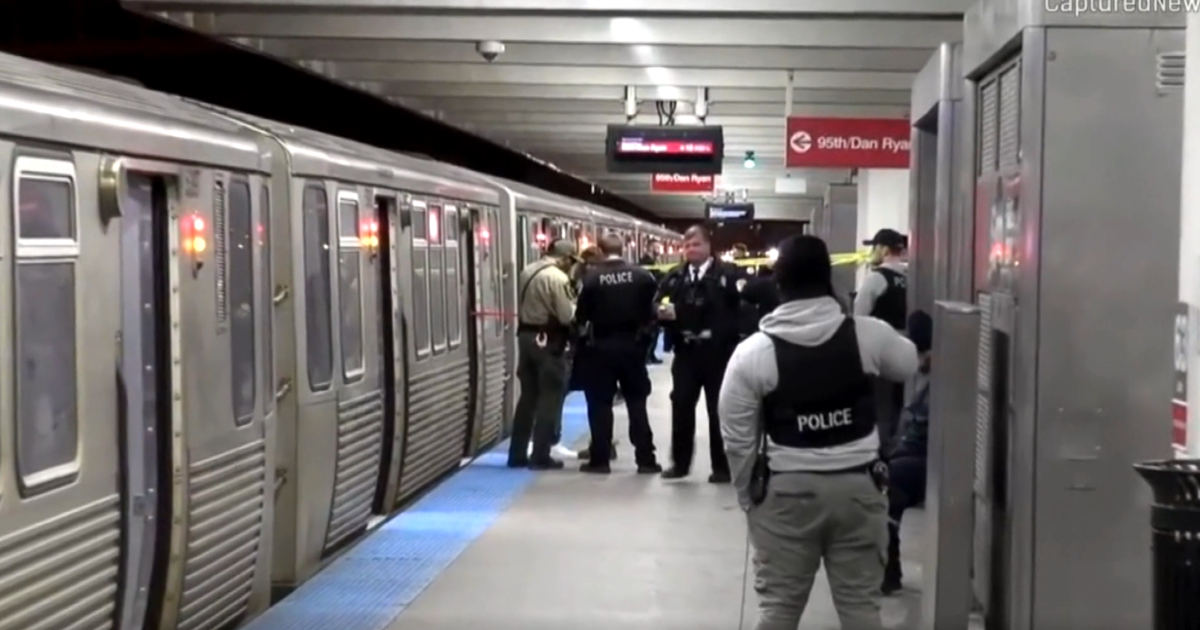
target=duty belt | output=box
[679,329,714,343]
[518,322,568,335]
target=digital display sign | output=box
[705,202,755,222]
[606,125,724,175]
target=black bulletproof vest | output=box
[871,267,907,330]
[761,318,877,449]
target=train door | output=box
[0,153,123,630]
[394,199,472,504]
[159,170,272,630]
[117,170,169,630]
[372,192,407,515]
[323,188,385,551]
[465,207,505,451]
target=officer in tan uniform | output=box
[508,239,578,470]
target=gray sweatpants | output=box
[748,470,889,630]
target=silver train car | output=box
[0,52,681,630]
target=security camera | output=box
[475,40,506,62]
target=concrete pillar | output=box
[1176,13,1200,457]
[856,168,911,286]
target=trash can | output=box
[1134,459,1200,630]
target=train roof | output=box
[0,52,265,172]
[198,106,500,207]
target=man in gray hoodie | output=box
[718,234,918,630]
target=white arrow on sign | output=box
[789,130,813,154]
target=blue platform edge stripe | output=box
[243,393,592,630]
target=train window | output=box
[516,215,529,268]
[445,207,461,348]
[18,176,74,241]
[228,178,256,426]
[13,157,81,490]
[302,183,334,392]
[444,208,459,242]
[411,204,427,240]
[411,201,431,358]
[337,192,365,381]
[260,184,274,415]
[488,208,504,338]
[428,205,447,352]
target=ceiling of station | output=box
[124,0,968,221]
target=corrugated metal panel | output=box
[998,61,1022,169]
[325,390,385,550]
[1158,51,1186,93]
[479,347,507,449]
[398,358,473,502]
[975,292,994,498]
[978,79,999,172]
[0,496,121,630]
[177,440,266,630]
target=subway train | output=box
[0,51,682,630]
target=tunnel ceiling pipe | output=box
[695,87,710,123]
[623,85,637,122]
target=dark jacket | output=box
[889,373,930,460]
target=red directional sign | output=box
[785,117,911,169]
[650,173,716,194]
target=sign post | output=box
[785,117,912,169]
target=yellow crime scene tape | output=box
[641,249,873,273]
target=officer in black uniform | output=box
[575,233,662,474]
[853,228,909,452]
[657,225,742,483]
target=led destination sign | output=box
[606,124,724,175]
[705,202,755,222]
[616,139,715,155]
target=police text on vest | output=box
[599,271,634,286]
[796,408,853,432]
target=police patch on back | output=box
[599,270,635,286]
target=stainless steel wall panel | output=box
[1023,26,1182,629]
[923,301,981,630]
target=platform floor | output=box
[246,356,931,630]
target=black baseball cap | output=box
[863,228,908,250]
[774,234,834,299]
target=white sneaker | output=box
[526,443,579,459]
[552,444,578,459]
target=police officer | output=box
[717,234,918,630]
[639,254,665,364]
[574,234,661,474]
[853,228,908,328]
[853,228,909,452]
[657,225,742,483]
[507,239,577,470]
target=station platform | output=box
[245,357,930,630]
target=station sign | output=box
[705,202,755,222]
[785,117,911,169]
[651,173,715,194]
[606,124,725,175]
